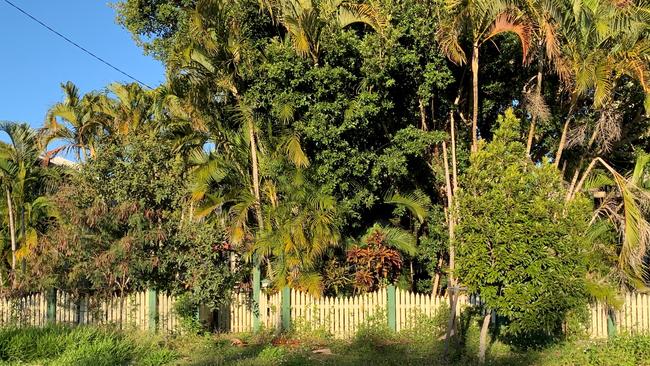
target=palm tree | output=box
[0,157,17,273]
[437,0,532,152]
[253,177,340,295]
[568,153,650,290]
[174,0,267,235]
[0,122,49,286]
[554,0,650,166]
[260,0,387,65]
[521,0,570,155]
[385,190,433,290]
[99,83,155,137]
[41,82,105,161]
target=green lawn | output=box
[0,325,649,365]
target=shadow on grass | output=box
[176,333,542,366]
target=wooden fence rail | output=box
[1,288,649,339]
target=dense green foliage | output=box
[0,326,175,365]
[456,109,591,340]
[0,0,650,359]
[25,131,241,307]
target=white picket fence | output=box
[288,287,388,338]
[590,292,650,339]
[0,291,179,332]
[2,289,650,339]
[212,287,478,337]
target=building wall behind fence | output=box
[2,289,650,339]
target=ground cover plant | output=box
[2,323,650,366]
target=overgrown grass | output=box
[2,324,650,365]
[0,325,176,365]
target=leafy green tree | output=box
[114,0,196,59]
[456,109,591,361]
[28,131,237,306]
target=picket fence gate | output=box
[1,287,649,339]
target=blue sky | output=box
[0,0,165,129]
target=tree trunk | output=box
[555,117,571,168]
[419,98,428,131]
[247,118,264,230]
[526,121,536,156]
[442,142,455,287]
[442,142,458,356]
[566,166,581,202]
[479,312,492,364]
[431,257,443,296]
[6,188,16,272]
[471,43,480,153]
[451,95,460,193]
[527,47,544,156]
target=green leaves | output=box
[456,110,590,340]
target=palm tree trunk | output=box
[442,142,455,287]
[478,312,492,364]
[471,43,480,153]
[20,203,25,272]
[6,188,16,271]
[451,95,460,193]
[233,92,264,231]
[526,119,536,156]
[554,117,571,168]
[247,119,264,231]
[442,141,458,352]
[431,256,443,296]
[526,62,544,156]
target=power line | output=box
[2,0,154,89]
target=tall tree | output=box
[437,0,532,152]
[260,0,387,65]
[456,110,590,360]
[522,0,569,155]
[41,82,106,161]
[554,0,650,166]
[0,122,53,287]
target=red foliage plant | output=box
[346,229,402,293]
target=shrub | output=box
[257,345,289,364]
[399,302,449,344]
[456,109,591,347]
[352,309,394,346]
[291,313,333,344]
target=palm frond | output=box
[385,190,430,223]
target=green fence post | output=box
[147,289,157,332]
[281,286,291,331]
[607,308,617,338]
[387,284,396,331]
[252,265,261,332]
[46,288,57,324]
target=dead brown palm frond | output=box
[436,15,467,65]
[589,192,623,226]
[565,121,589,149]
[486,11,533,63]
[523,87,551,122]
[589,104,623,152]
